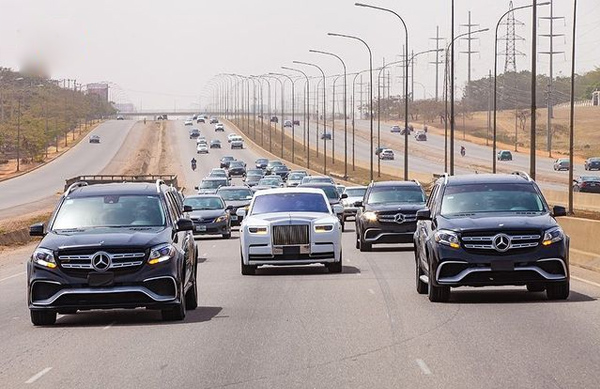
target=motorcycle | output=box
[191,159,197,171]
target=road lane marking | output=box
[368,288,375,295]
[25,367,52,384]
[416,359,432,375]
[103,321,116,330]
[0,272,25,282]
[572,276,600,289]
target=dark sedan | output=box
[184,195,231,239]
[220,156,236,169]
[585,157,600,171]
[270,165,290,180]
[216,186,254,226]
[573,176,600,193]
[255,158,269,169]
[210,139,222,149]
[228,161,247,177]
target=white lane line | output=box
[102,321,116,330]
[416,359,432,375]
[368,288,375,295]
[25,367,52,384]
[572,276,600,289]
[0,272,25,283]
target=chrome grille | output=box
[377,213,417,224]
[58,252,146,270]
[272,225,309,246]
[462,233,541,251]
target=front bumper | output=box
[192,219,230,235]
[361,221,417,244]
[247,242,338,265]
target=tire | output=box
[526,284,546,292]
[241,252,256,275]
[355,231,360,249]
[327,251,343,273]
[30,310,57,326]
[185,260,198,311]
[162,278,186,321]
[546,281,570,300]
[359,237,372,252]
[428,283,450,302]
[415,255,428,295]
[222,232,231,239]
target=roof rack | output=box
[155,179,166,193]
[64,175,179,191]
[411,178,421,186]
[64,181,88,196]
[511,171,532,182]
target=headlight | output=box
[542,226,564,246]
[148,244,176,265]
[215,214,228,223]
[363,211,377,222]
[315,224,334,233]
[32,248,57,269]
[248,226,268,234]
[434,229,460,249]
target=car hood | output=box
[41,227,171,250]
[198,189,218,194]
[438,212,557,233]
[365,203,425,213]
[224,200,251,209]
[189,209,226,219]
[246,212,336,224]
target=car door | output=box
[166,192,193,287]
[417,183,440,274]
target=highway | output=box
[0,120,136,220]
[2,119,600,388]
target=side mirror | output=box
[176,218,194,232]
[552,205,567,217]
[194,186,199,190]
[183,205,193,213]
[353,201,363,207]
[29,222,46,237]
[226,205,234,211]
[416,208,432,221]
[341,193,348,199]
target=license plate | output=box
[491,260,514,272]
[196,226,207,232]
[231,215,238,221]
[88,272,114,287]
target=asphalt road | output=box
[0,120,136,219]
[2,119,600,388]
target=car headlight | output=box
[32,248,57,269]
[434,229,460,249]
[215,214,229,223]
[248,226,268,234]
[314,224,334,233]
[542,226,564,246]
[148,244,176,265]
[362,211,377,222]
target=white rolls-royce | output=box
[239,188,343,275]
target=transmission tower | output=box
[429,26,445,101]
[499,1,526,73]
[460,11,480,86]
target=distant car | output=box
[184,195,231,239]
[220,156,236,169]
[228,161,247,177]
[553,158,570,171]
[341,186,368,223]
[210,139,222,149]
[210,117,219,124]
[189,129,201,139]
[573,176,600,193]
[231,137,244,149]
[197,117,206,124]
[257,176,284,188]
[116,115,124,120]
[266,160,284,175]
[321,132,332,140]
[209,168,228,178]
[293,119,300,126]
[255,158,269,169]
[89,135,100,143]
[196,136,207,145]
[283,120,292,128]
[195,177,229,194]
[379,149,395,160]
[244,169,264,187]
[196,143,209,154]
[286,172,306,187]
[270,165,290,180]
[400,126,412,135]
[415,131,427,141]
[374,147,388,156]
[215,123,225,132]
[301,176,335,185]
[497,150,513,161]
[390,125,401,133]
[185,119,194,126]
[584,157,600,171]
[227,133,237,143]
[270,116,279,123]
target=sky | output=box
[0,0,598,110]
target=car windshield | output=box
[273,166,288,171]
[222,157,235,162]
[210,171,226,177]
[268,161,283,167]
[53,195,166,229]
[256,159,268,164]
[201,180,226,189]
[288,173,304,180]
[259,178,280,185]
[218,189,253,201]
[368,186,426,204]
[184,197,224,210]
[581,176,600,182]
[229,162,244,168]
[251,193,329,214]
[441,183,546,216]
[345,188,367,198]
[247,170,263,176]
[313,186,339,200]
[307,177,333,184]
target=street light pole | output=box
[327,33,374,181]
[309,49,348,178]
[282,66,311,170]
[568,0,578,215]
[270,72,296,164]
[530,0,538,180]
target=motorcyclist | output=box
[191,158,197,170]
[460,146,466,157]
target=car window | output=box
[251,193,329,214]
[218,189,253,201]
[367,186,426,204]
[345,188,367,198]
[201,180,226,189]
[183,197,224,210]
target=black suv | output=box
[414,172,569,302]
[355,181,426,251]
[27,178,198,325]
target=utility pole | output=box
[530,0,538,180]
[430,26,445,102]
[539,0,564,156]
[460,11,480,111]
[487,69,492,146]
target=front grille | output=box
[191,218,216,224]
[272,225,310,246]
[461,231,541,253]
[58,249,146,271]
[377,212,417,224]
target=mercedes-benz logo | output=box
[92,251,111,272]
[394,213,406,224]
[492,234,511,252]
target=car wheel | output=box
[415,250,428,295]
[30,310,57,326]
[222,232,231,239]
[162,277,186,321]
[240,251,256,275]
[355,231,360,249]
[526,284,545,292]
[359,238,372,252]
[327,251,343,273]
[546,281,569,300]
[428,283,450,302]
[185,260,198,311]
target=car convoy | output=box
[25,116,579,326]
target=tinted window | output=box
[440,183,545,215]
[218,189,254,201]
[201,180,226,189]
[367,186,426,204]
[345,188,367,198]
[251,193,329,214]
[305,186,338,200]
[184,197,224,210]
[53,195,166,229]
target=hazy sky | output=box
[1,0,598,110]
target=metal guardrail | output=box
[64,175,178,191]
